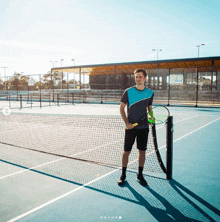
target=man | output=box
[118,69,154,186]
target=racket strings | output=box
[151,106,169,125]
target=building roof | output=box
[51,56,220,75]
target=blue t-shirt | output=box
[121,86,154,129]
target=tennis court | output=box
[0,104,219,222]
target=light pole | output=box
[1,67,8,91]
[196,44,205,58]
[50,61,58,68]
[71,59,75,89]
[152,49,162,60]
[71,59,75,66]
[61,59,64,67]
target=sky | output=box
[0,0,219,77]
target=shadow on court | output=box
[197,108,220,113]
[122,180,220,222]
[1,106,220,221]
[2,155,219,222]
[86,173,220,222]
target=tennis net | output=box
[0,113,171,178]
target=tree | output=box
[42,72,53,89]
[10,72,22,90]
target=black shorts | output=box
[124,128,149,152]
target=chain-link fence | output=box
[0,67,219,108]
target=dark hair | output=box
[134,69,147,77]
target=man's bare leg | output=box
[118,151,130,185]
[137,150,148,186]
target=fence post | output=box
[67,73,69,102]
[101,91,103,104]
[31,94,32,108]
[167,68,171,106]
[9,95,11,109]
[20,95,22,109]
[52,73,55,102]
[27,85,29,102]
[72,93,74,105]
[195,67,199,107]
[57,94,59,106]
[40,92,42,108]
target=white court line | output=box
[170,110,220,118]
[172,117,220,143]
[6,116,220,221]
[7,168,119,222]
[0,137,122,180]
[7,140,168,222]
[155,115,198,130]
[173,115,198,124]
[157,117,220,151]
[0,158,66,180]
[170,113,191,115]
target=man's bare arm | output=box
[147,105,152,113]
[120,102,133,129]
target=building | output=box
[51,56,220,90]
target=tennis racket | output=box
[128,106,170,128]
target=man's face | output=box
[135,72,146,86]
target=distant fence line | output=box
[0,67,219,107]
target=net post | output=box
[166,116,173,180]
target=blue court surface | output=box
[0,104,219,222]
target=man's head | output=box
[134,69,147,87]
[134,69,147,78]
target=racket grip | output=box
[125,123,138,130]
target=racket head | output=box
[149,106,170,125]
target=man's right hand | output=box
[125,122,134,130]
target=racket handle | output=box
[125,123,138,130]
